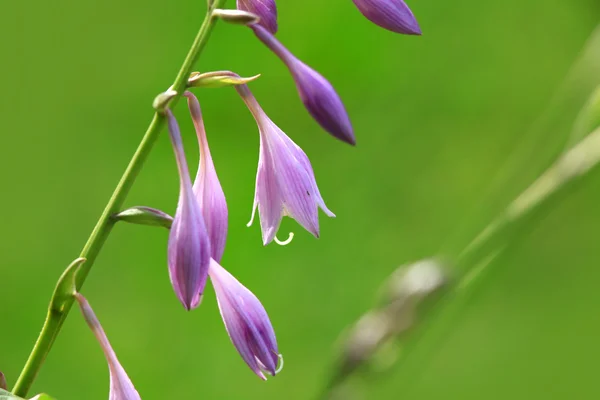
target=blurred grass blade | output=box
[568,85,600,147]
[443,24,600,257]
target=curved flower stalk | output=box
[250,24,356,145]
[235,84,335,245]
[184,92,228,263]
[166,110,211,310]
[75,294,141,400]
[352,0,421,35]
[237,0,278,34]
[209,259,282,379]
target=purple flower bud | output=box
[184,92,228,263]
[352,0,421,35]
[251,24,356,145]
[236,85,335,245]
[209,259,282,379]
[75,294,141,400]
[166,110,211,310]
[237,0,278,34]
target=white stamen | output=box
[275,353,284,374]
[247,200,258,227]
[274,232,294,246]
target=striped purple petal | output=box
[166,110,211,310]
[184,92,228,263]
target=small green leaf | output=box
[188,70,260,89]
[212,9,260,25]
[152,88,177,112]
[114,206,173,229]
[50,257,86,314]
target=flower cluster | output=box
[74,0,421,398]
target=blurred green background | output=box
[2,0,600,399]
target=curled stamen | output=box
[274,232,294,246]
[275,353,284,374]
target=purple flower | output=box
[166,110,211,310]
[237,0,278,34]
[352,0,421,35]
[236,85,335,245]
[209,259,282,379]
[184,92,228,263]
[251,24,356,145]
[75,293,141,400]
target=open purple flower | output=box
[237,0,278,34]
[75,293,141,400]
[353,0,421,35]
[209,259,282,379]
[184,92,228,263]
[250,24,355,145]
[236,85,335,245]
[166,109,211,310]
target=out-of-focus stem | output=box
[12,1,227,396]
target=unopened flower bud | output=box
[352,0,421,35]
[209,259,282,379]
[251,25,355,145]
[184,92,228,262]
[0,372,6,390]
[166,110,211,310]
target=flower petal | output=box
[352,0,421,35]
[237,0,278,34]
[209,259,280,379]
[185,92,229,263]
[75,294,142,400]
[166,110,211,310]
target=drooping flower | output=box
[237,0,278,34]
[75,293,141,400]
[352,0,421,35]
[250,24,356,145]
[209,259,282,379]
[236,84,335,245]
[184,92,228,263]
[166,110,211,310]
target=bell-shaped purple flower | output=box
[75,293,141,400]
[251,24,356,145]
[236,85,335,245]
[184,92,228,263]
[352,0,421,35]
[209,259,282,379]
[237,0,278,34]
[166,110,211,310]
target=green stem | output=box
[12,1,226,396]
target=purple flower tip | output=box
[209,259,283,379]
[75,294,142,400]
[166,110,211,310]
[353,0,421,35]
[251,24,356,145]
[237,0,278,35]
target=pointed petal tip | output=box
[352,0,422,35]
